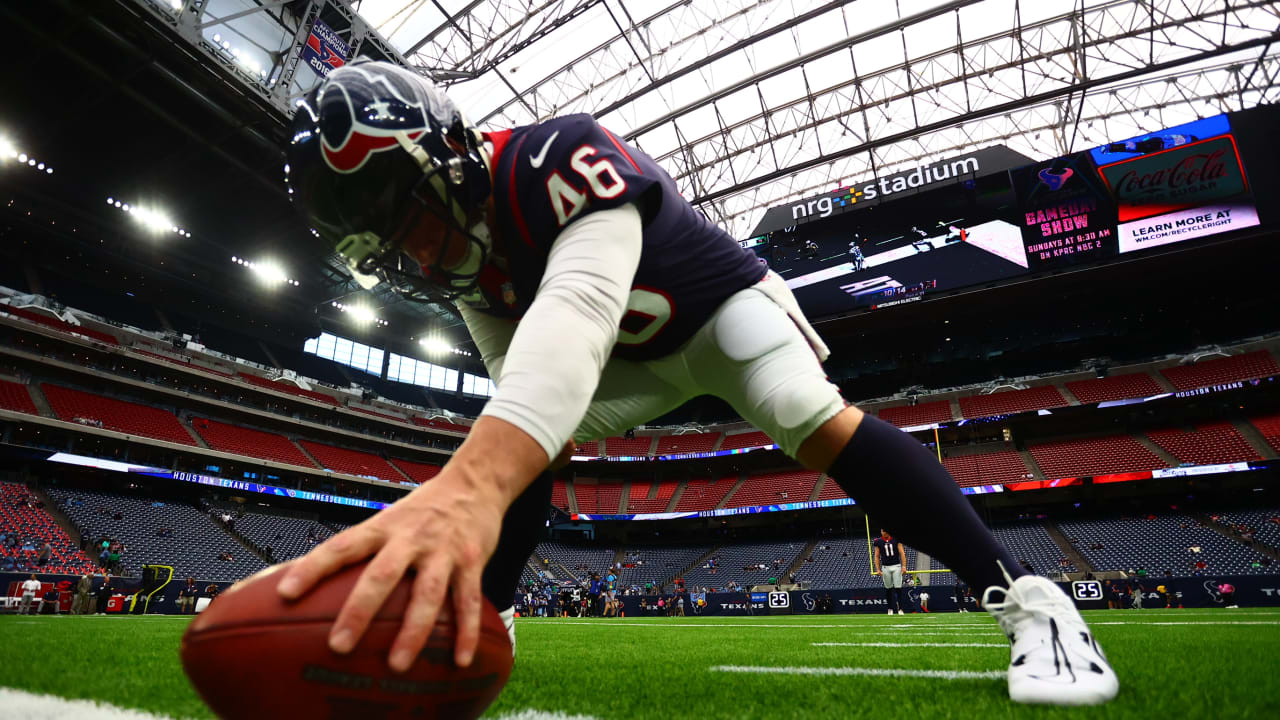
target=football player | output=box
[278,60,1117,705]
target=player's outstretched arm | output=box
[277,415,547,672]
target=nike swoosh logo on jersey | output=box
[529,130,559,169]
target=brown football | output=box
[180,562,513,719]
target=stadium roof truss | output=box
[127,0,1280,315]
[357,0,1280,237]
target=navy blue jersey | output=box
[460,114,767,361]
[873,537,902,566]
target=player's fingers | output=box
[278,526,381,600]
[449,558,484,668]
[389,558,451,673]
[330,545,412,654]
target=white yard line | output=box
[711,665,1006,680]
[811,642,1006,648]
[0,688,599,720]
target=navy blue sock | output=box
[884,587,896,611]
[827,416,1026,592]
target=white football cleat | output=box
[897,609,905,615]
[886,609,894,615]
[983,565,1118,706]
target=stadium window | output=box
[462,372,493,397]
[332,336,353,365]
[367,348,384,375]
[303,337,318,354]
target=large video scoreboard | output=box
[746,105,1277,318]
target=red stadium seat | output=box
[1029,435,1167,479]
[297,441,403,483]
[942,450,1033,487]
[0,305,119,345]
[190,417,315,468]
[0,482,98,575]
[412,417,471,433]
[604,436,654,457]
[673,477,736,512]
[551,480,570,512]
[959,386,1067,419]
[1160,350,1280,391]
[42,384,195,446]
[0,379,39,415]
[575,440,600,457]
[724,470,820,508]
[1146,423,1260,465]
[1250,413,1280,454]
[389,458,443,484]
[237,373,340,405]
[878,400,953,427]
[1065,373,1164,404]
[627,481,679,513]
[719,431,774,450]
[655,432,721,455]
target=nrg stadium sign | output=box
[749,145,1033,236]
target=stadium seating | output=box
[594,483,623,514]
[617,545,712,590]
[189,417,315,468]
[1057,512,1273,575]
[1207,506,1280,550]
[551,480,570,512]
[719,430,774,450]
[296,440,403,483]
[233,511,333,563]
[681,540,807,590]
[655,432,721,455]
[575,440,600,457]
[991,522,1076,576]
[389,458,442,484]
[1146,423,1260,466]
[0,482,97,575]
[0,378,38,415]
[413,417,471,433]
[604,436,654,457]
[878,400,953,427]
[791,539,872,589]
[534,541,614,581]
[47,487,267,581]
[133,349,232,377]
[673,477,737,512]
[42,384,196,446]
[1159,350,1280,391]
[958,385,1067,419]
[1248,412,1280,454]
[0,304,119,345]
[349,406,406,423]
[942,449,1033,487]
[237,372,339,405]
[815,476,848,501]
[724,470,820,508]
[626,481,678,513]
[1029,434,1167,479]
[1065,373,1164,404]
[573,483,597,514]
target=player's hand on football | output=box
[276,473,507,672]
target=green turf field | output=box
[2,609,1278,718]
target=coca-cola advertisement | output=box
[1011,152,1119,271]
[1098,135,1251,222]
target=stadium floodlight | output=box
[420,337,452,356]
[17,153,27,163]
[0,138,16,160]
[252,259,289,286]
[347,304,376,325]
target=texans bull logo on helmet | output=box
[314,63,434,174]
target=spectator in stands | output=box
[18,574,41,615]
[107,546,122,574]
[177,577,199,615]
[204,583,220,600]
[35,542,52,568]
[71,574,92,615]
